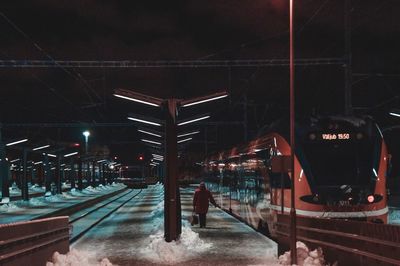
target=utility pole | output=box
[344,0,353,115]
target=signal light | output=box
[367,195,375,203]
[73,143,80,147]
[139,155,144,161]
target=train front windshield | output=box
[302,140,374,187]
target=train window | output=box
[302,140,374,186]
[269,172,291,189]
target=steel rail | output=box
[69,188,137,224]
[69,188,146,243]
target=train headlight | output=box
[367,195,375,203]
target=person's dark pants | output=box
[199,213,207,228]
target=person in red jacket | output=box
[193,182,216,228]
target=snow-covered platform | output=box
[68,184,280,266]
[0,183,126,225]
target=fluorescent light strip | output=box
[6,139,28,146]
[152,156,164,160]
[34,161,43,165]
[182,94,228,107]
[64,151,78,157]
[138,129,162,138]
[153,157,164,161]
[177,131,200,138]
[389,112,400,118]
[177,115,210,126]
[32,144,50,151]
[141,139,162,145]
[150,163,158,166]
[97,159,107,163]
[128,117,162,126]
[152,153,164,158]
[177,137,193,144]
[10,159,20,163]
[43,153,57,158]
[114,94,160,107]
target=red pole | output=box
[289,0,297,264]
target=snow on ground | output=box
[278,241,327,266]
[46,249,114,266]
[139,200,214,265]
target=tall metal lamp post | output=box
[289,0,297,264]
[83,131,90,154]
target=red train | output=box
[202,116,390,238]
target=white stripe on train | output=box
[269,204,388,218]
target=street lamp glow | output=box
[138,129,162,138]
[389,112,400,118]
[32,144,50,151]
[177,131,200,138]
[182,94,228,107]
[177,137,193,144]
[128,117,162,126]
[141,139,162,145]
[64,151,78,158]
[177,115,210,126]
[6,139,28,147]
[83,131,90,137]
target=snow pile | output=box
[140,223,213,264]
[140,199,213,264]
[279,241,326,266]
[30,184,45,192]
[0,202,21,212]
[46,249,115,266]
[44,194,67,202]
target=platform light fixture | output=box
[141,139,162,145]
[64,151,78,158]
[181,91,228,108]
[138,129,162,138]
[32,144,50,151]
[177,115,210,126]
[43,153,57,158]
[177,131,200,138]
[128,116,162,126]
[114,94,160,107]
[177,137,192,144]
[6,138,28,147]
[389,112,400,118]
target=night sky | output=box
[0,1,399,175]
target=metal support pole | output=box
[289,0,297,264]
[44,154,51,193]
[22,149,29,201]
[92,161,96,187]
[164,99,179,242]
[344,0,353,115]
[56,155,61,194]
[102,164,106,186]
[70,159,75,189]
[78,159,83,190]
[0,129,10,200]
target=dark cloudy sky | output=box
[0,0,400,166]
